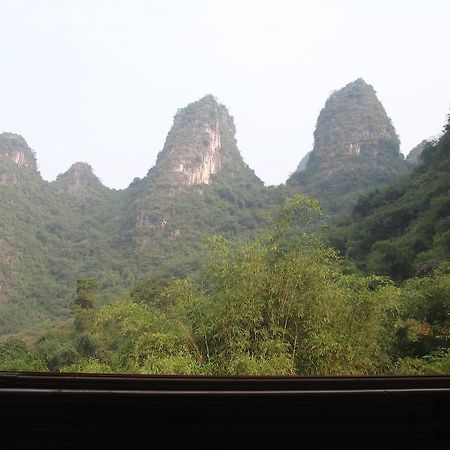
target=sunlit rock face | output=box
[150,95,248,187]
[288,79,406,210]
[0,133,37,170]
[0,133,39,185]
[130,94,265,252]
[172,121,221,185]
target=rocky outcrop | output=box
[0,172,19,186]
[0,133,37,170]
[306,78,401,172]
[148,95,253,188]
[130,95,266,253]
[172,112,221,185]
[287,79,406,211]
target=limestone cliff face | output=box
[288,79,406,210]
[0,133,39,185]
[0,170,19,186]
[0,133,37,170]
[149,95,248,188]
[130,95,265,252]
[172,114,221,185]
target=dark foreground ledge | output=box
[1,373,449,449]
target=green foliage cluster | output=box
[3,195,448,376]
[330,120,450,280]
[0,156,134,335]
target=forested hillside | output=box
[1,195,449,376]
[330,115,450,280]
[0,97,274,336]
[1,85,449,377]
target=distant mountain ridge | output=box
[0,83,430,336]
[0,95,269,335]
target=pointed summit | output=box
[311,78,400,165]
[126,96,266,255]
[54,162,105,196]
[0,132,37,170]
[148,95,257,187]
[288,79,406,211]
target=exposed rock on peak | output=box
[288,79,406,211]
[148,95,254,188]
[0,132,37,170]
[128,95,265,254]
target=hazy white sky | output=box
[1,0,449,189]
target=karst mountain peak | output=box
[288,78,406,211]
[145,94,260,189]
[311,77,400,165]
[61,161,97,179]
[0,132,37,170]
[53,161,108,196]
[1,80,448,339]
[128,95,265,253]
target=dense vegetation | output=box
[1,195,449,375]
[0,98,273,337]
[0,155,133,336]
[0,89,448,376]
[330,115,450,280]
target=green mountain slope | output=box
[0,139,128,334]
[0,96,272,336]
[0,87,424,337]
[117,95,271,278]
[0,150,66,333]
[330,115,450,280]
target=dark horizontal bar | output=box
[2,371,450,391]
[1,372,449,449]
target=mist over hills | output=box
[0,79,447,336]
